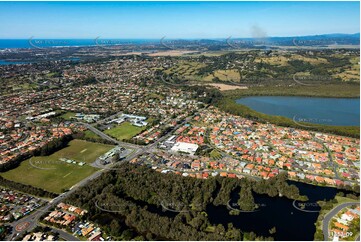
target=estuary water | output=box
[236,96,360,126]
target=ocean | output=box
[0,39,158,49]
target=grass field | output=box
[1,139,114,194]
[255,54,328,66]
[104,122,146,141]
[202,69,241,82]
[84,130,103,141]
[210,149,223,159]
[333,56,360,82]
[60,111,76,120]
[183,51,239,57]
[164,61,206,81]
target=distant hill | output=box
[160,33,359,50]
[232,33,360,47]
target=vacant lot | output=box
[2,139,114,194]
[333,56,360,82]
[148,50,198,56]
[83,130,103,142]
[104,122,146,141]
[207,83,248,91]
[203,69,241,82]
[164,61,206,81]
[255,54,328,66]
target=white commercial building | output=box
[171,142,199,155]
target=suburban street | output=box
[322,202,360,240]
[8,112,200,240]
[49,227,80,241]
[8,167,107,241]
[6,107,359,241]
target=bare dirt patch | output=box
[207,83,248,91]
[148,50,199,56]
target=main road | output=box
[322,202,360,240]
[80,122,140,150]
[9,111,202,240]
[8,140,142,241]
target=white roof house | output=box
[171,142,199,155]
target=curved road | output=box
[322,202,360,240]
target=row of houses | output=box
[0,188,44,222]
[330,205,360,240]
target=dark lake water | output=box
[206,181,355,241]
[126,181,355,241]
[236,96,360,126]
[102,180,357,241]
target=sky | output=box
[0,1,359,39]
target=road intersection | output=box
[8,112,199,240]
[6,109,359,241]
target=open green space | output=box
[83,130,103,142]
[104,122,146,141]
[60,111,76,120]
[1,139,114,194]
[210,149,222,159]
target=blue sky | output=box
[0,1,359,38]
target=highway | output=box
[322,202,360,240]
[8,136,143,241]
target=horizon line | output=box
[0,32,360,40]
